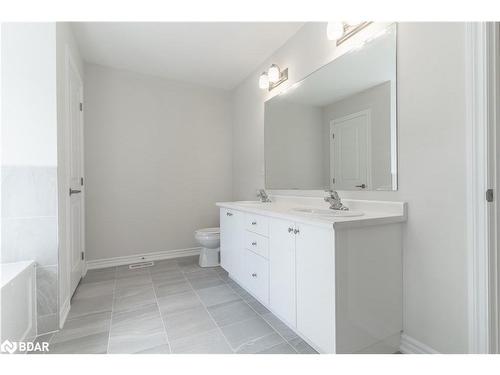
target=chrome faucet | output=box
[257,189,272,203]
[324,190,349,211]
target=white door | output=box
[220,209,243,282]
[269,218,296,327]
[296,223,335,353]
[68,57,85,296]
[330,110,371,190]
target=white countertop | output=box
[216,196,407,229]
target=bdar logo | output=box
[1,340,17,354]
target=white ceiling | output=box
[72,22,304,90]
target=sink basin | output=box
[291,208,364,217]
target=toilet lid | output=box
[195,227,220,235]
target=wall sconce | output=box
[259,64,288,91]
[327,21,372,45]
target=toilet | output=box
[194,227,220,267]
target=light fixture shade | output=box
[268,64,281,83]
[259,72,269,89]
[326,22,344,41]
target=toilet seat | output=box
[195,227,220,239]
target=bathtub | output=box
[1,261,37,346]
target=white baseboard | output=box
[59,297,71,329]
[86,247,202,270]
[400,333,440,354]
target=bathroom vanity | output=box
[217,196,406,354]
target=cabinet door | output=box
[295,223,335,353]
[243,249,269,304]
[269,218,296,327]
[220,209,243,281]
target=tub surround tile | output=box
[36,265,58,315]
[1,166,57,218]
[37,313,58,336]
[1,216,58,266]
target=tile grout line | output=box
[184,267,236,353]
[224,276,300,353]
[105,267,118,354]
[150,265,173,354]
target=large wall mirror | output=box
[264,24,397,191]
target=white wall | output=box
[56,22,84,327]
[1,23,60,334]
[231,22,468,353]
[84,64,232,261]
[265,100,324,189]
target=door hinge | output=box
[80,177,84,186]
[486,189,494,202]
[81,252,85,260]
[332,178,335,184]
[80,102,83,111]
[332,133,335,140]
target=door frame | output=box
[329,109,372,190]
[466,22,499,354]
[65,46,86,293]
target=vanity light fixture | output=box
[259,64,288,91]
[327,21,372,46]
[259,71,270,90]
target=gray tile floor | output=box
[40,255,318,354]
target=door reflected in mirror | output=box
[264,24,397,191]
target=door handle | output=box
[69,188,82,196]
[355,184,366,189]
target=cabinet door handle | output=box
[355,184,366,189]
[251,242,257,246]
[294,228,300,235]
[226,212,233,216]
[288,227,293,233]
[251,273,257,278]
[251,221,257,225]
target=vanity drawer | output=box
[244,231,269,259]
[243,249,269,305]
[244,213,269,236]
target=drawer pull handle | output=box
[288,227,293,233]
[251,242,257,246]
[294,228,300,234]
[251,221,257,225]
[252,273,257,277]
[226,212,233,216]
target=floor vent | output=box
[129,261,155,270]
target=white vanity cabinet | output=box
[295,222,335,353]
[218,200,405,354]
[269,218,297,327]
[219,208,244,283]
